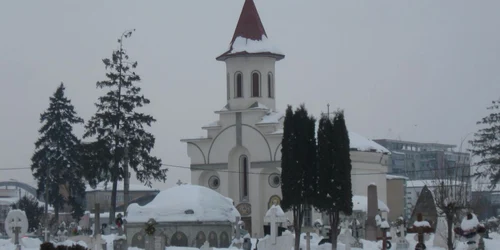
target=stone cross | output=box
[13,226,21,247]
[380,222,389,250]
[176,179,183,186]
[365,184,379,241]
[264,205,287,245]
[396,224,409,250]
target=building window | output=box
[240,155,249,200]
[251,71,260,97]
[267,72,274,98]
[235,72,243,98]
[227,73,230,100]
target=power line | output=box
[0,163,475,178]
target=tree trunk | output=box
[330,212,339,250]
[109,174,118,225]
[292,205,305,250]
[294,207,301,250]
[447,214,453,250]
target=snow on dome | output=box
[229,35,283,56]
[126,185,240,223]
[352,195,390,212]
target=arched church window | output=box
[226,73,230,100]
[251,71,261,97]
[267,72,274,98]
[235,72,243,98]
[239,155,249,200]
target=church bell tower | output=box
[216,0,285,111]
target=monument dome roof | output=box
[126,184,240,223]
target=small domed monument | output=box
[126,184,240,248]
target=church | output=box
[181,0,391,238]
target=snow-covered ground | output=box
[2,232,500,249]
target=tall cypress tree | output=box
[84,30,166,224]
[280,104,317,250]
[332,111,353,221]
[470,98,500,185]
[316,111,352,250]
[31,83,86,222]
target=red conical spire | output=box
[230,0,268,45]
[216,0,284,61]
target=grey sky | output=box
[1,0,499,190]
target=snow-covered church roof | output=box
[126,185,240,223]
[85,181,158,192]
[216,0,284,61]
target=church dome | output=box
[126,184,240,223]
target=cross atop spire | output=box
[216,0,284,61]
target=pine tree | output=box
[84,30,166,224]
[280,104,317,250]
[11,196,45,232]
[316,111,353,250]
[470,98,500,185]
[31,83,86,222]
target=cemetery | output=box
[2,184,500,250]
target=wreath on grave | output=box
[145,223,156,235]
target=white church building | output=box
[181,0,391,238]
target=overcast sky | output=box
[1,0,499,190]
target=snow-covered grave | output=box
[126,184,240,249]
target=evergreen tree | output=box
[11,196,45,232]
[31,83,86,222]
[470,98,500,185]
[316,111,353,250]
[280,104,317,250]
[84,29,166,224]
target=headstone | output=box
[264,205,287,245]
[351,219,363,248]
[114,239,127,250]
[365,184,379,241]
[4,210,29,250]
[338,228,353,250]
[242,238,252,250]
[433,216,448,249]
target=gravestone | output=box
[395,224,410,250]
[338,222,353,250]
[433,216,448,249]
[4,210,28,250]
[264,205,287,245]
[114,238,127,250]
[365,184,379,241]
[351,218,363,248]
